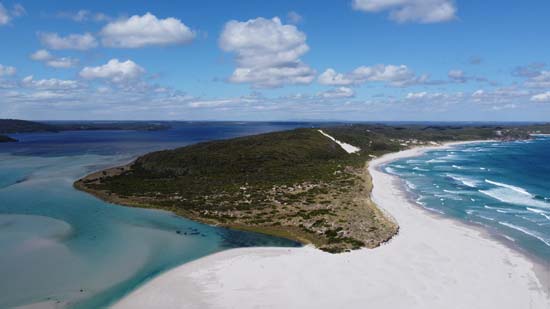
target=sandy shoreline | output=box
[115,141,550,309]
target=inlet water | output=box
[0,122,309,308]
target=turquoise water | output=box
[0,123,308,308]
[386,136,550,261]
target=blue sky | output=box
[0,0,549,121]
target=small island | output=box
[75,123,549,253]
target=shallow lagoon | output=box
[0,122,308,308]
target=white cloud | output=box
[100,12,195,48]
[219,17,315,88]
[287,11,303,24]
[318,87,355,99]
[530,92,550,103]
[0,3,25,25]
[526,71,550,88]
[30,49,78,68]
[352,0,457,23]
[0,64,16,76]
[79,59,145,83]
[30,49,53,61]
[22,75,80,90]
[448,69,466,82]
[471,87,529,104]
[405,91,444,100]
[46,57,79,68]
[57,10,111,22]
[512,63,550,88]
[0,4,8,25]
[318,69,355,86]
[39,32,98,50]
[319,64,427,87]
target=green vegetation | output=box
[0,119,58,134]
[75,123,550,253]
[0,119,169,134]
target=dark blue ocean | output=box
[0,122,317,308]
[386,136,550,262]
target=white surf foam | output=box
[446,173,479,188]
[412,166,429,171]
[484,179,533,197]
[479,188,549,209]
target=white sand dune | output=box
[115,142,549,309]
[317,130,360,154]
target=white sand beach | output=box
[115,142,550,309]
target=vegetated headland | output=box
[75,123,550,253]
[0,119,169,135]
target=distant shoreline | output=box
[113,140,549,308]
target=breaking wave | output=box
[479,188,549,209]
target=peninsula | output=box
[75,123,549,252]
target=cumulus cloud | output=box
[219,17,315,88]
[318,69,355,86]
[30,49,78,68]
[530,92,550,103]
[352,0,457,23]
[79,59,144,83]
[318,87,355,99]
[39,32,98,50]
[0,3,25,25]
[30,49,52,61]
[100,12,195,48]
[22,75,81,90]
[0,64,16,76]
[319,64,427,87]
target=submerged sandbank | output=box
[114,141,549,309]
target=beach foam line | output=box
[317,130,360,154]
[498,221,550,247]
[485,179,533,197]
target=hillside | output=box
[0,119,58,134]
[0,119,169,134]
[74,123,550,253]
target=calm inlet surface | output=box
[0,122,309,308]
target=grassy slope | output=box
[75,123,550,253]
